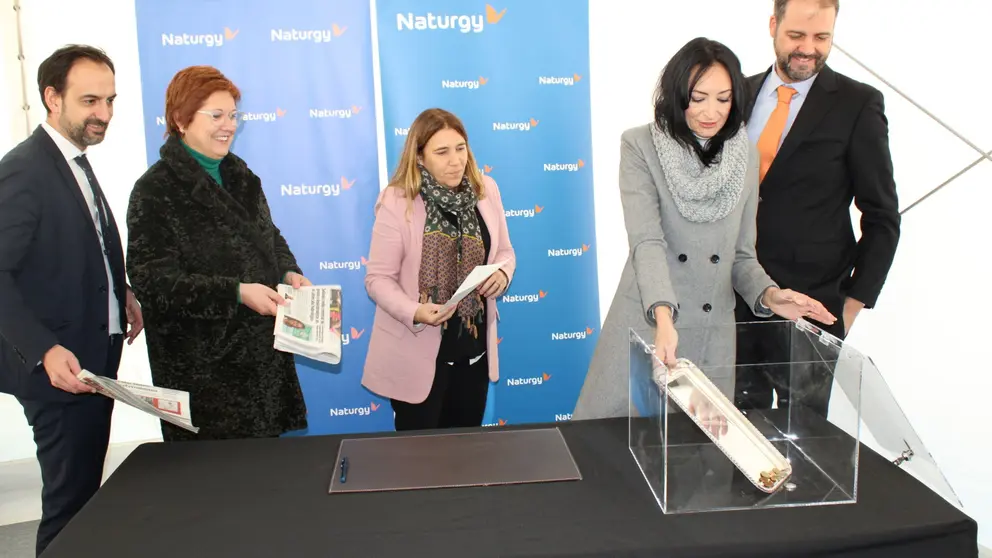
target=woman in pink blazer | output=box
[363,108,516,431]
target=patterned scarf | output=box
[417,165,486,338]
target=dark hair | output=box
[37,44,115,114]
[653,37,747,167]
[774,0,839,22]
[164,65,242,138]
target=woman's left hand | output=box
[762,287,837,325]
[284,271,313,289]
[477,269,509,298]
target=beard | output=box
[776,49,826,82]
[61,114,109,147]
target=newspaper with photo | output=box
[273,284,342,365]
[77,370,198,433]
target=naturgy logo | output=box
[504,204,543,218]
[506,372,551,387]
[544,158,584,172]
[280,176,355,197]
[493,117,538,132]
[271,24,347,43]
[310,105,363,119]
[396,4,505,34]
[162,27,238,47]
[242,107,286,123]
[329,401,379,417]
[548,243,590,257]
[551,327,594,341]
[539,73,583,86]
[442,76,487,90]
[501,290,546,304]
[319,256,366,272]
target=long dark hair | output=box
[653,37,747,167]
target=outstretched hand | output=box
[762,287,836,325]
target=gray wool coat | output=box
[572,123,776,420]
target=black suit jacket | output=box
[0,126,127,402]
[745,65,901,318]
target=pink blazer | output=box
[362,175,516,404]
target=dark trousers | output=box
[733,293,845,417]
[391,352,490,431]
[17,334,123,557]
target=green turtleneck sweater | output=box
[181,139,223,187]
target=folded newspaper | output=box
[77,370,198,433]
[273,284,343,365]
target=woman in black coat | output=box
[126,65,308,441]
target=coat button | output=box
[710,255,720,264]
[99,285,107,293]
[702,303,712,312]
[678,254,687,262]
[100,323,107,331]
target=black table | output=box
[42,418,977,557]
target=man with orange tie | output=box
[733,0,900,414]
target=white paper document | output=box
[273,284,343,365]
[77,370,198,433]
[439,261,508,312]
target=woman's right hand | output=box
[653,308,679,368]
[414,303,457,326]
[240,283,286,316]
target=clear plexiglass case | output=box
[627,318,961,515]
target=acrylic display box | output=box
[627,319,865,514]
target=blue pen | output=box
[339,456,348,484]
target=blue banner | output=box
[134,0,390,434]
[375,1,601,426]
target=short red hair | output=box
[164,65,241,138]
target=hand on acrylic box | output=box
[652,305,679,368]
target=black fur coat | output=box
[126,135,307,441]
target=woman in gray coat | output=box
[573,38,835,420]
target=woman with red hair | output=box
[125,65,309,441]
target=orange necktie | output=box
[757,85,795,183]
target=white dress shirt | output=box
[41,122,122,335]
[746,67,818,147]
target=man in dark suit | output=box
[0,45,143,556]
[734,0,901,414]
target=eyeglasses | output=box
[196,109,240,124]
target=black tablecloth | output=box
[42,418,977,558]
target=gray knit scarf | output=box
[650,122,750,223]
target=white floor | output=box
[0,440,150,527]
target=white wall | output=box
[0,1,22,152]
[0,0,36,462]
[1,0,986,544]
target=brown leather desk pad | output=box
[329,427,582,493]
